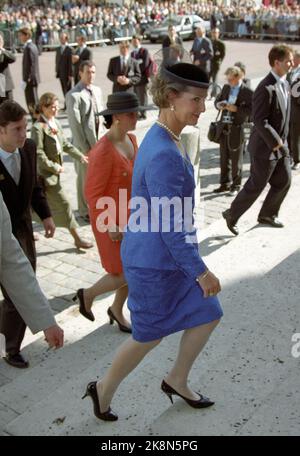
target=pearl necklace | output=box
[156,121,181,142]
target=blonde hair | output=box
[150,73,185,108]
[225,66,243,78]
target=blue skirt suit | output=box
[121,124,223,342]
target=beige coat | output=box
[31,117,84,186]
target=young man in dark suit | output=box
[210,28,226,98]
[107,41,141,94]
[131,35,150,119]
[55,32,73,108]
[0,101,55,368]
[223,44,294,235]
[18,27,40,118]
[72,35,93,85]
[214,66,253,196]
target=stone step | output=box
[1,174,299,435]
[4,261,298,435]
[0,293,131,407]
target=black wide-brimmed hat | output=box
[98,92,141,116]
[161,62,209,89]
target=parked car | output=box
[144,15,211,43]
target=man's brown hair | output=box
[269,44,293,67]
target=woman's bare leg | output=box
[164,319,220,400]
[83,273,126,312]
[97,337,162,412]
[110,285,129,327]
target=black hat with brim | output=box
[98,92,142,116]
[161,62,209,89]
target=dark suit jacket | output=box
[288,73,300,126]
[73,46,93,84]
[55,45,73,82]
[162,35,183,48]
[107,56,141,93]
[0,49,16,73]
[130,47,150,85]
[248,72,290,155]
[0,139,51,267]
[22,42,40,87]
[215,82,253,148]
[190,36,213,74]
[211,39,226,69]
[216,82,253,125]
[162,36,183,65]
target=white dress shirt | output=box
[0,147,21,185]
[271,70,289,109]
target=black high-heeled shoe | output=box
[161,380,215,408]
[72,289,95,322]
[82,381,118,421]
[107,307,132,333]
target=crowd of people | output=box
[0,3,300,426]
[1,1,300,49]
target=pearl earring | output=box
[170,105,175,111]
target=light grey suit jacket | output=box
[0,193,55,334]
[66,81,104,154]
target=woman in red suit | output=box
[73,92,140,332]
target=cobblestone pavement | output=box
[2,38,299,326]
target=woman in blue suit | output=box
[82,62,223,421]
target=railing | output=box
[2,17,300,51]
[219,17,300,41]
[1,23,136,51]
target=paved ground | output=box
[0,39,299,436]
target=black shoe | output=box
[79,214,90,223]
[4,353,29,369]
[213,185,230,194]
[229,186,240,196]
[222,209,239,235]
[257,216,284,228]
[73,289,95,322]
[161,380,214,408]
[82,381,118,421]
[107,307,132,333]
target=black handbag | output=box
[207,110,223,144]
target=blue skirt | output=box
[123,266,223,343]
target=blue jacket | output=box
[121,124,207,280]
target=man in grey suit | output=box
[0,193,64,361]
[190,25,213,76]
[18,27,40,118]
[66,60,104,221]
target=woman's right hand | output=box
[56,165,64,174]
[197,271,221,298]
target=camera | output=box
[222,111,233,124]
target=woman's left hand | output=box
[108,226,123,242]
[81,155,89,164]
